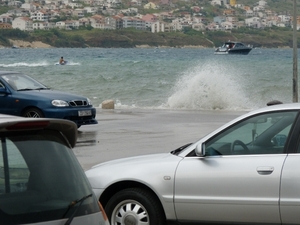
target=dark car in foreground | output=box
[0,114,109,225]
[86,103,300,225]
[0,71,97,127]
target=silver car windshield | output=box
[1,74,48,91]
[0,130,99,224]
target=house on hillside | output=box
[7,1,22,7]
[12,17,33,31]
[33,21,55,30]
[151,21,164,33]
[129,0,142,7]
[90,15,105,29]
[0,23,12,29]
[0,14,13,23]
[112,15,123,29]
[104,16,116,29]
[211,0,229,6]
[84,7,98,14]
[206,22,221,31]
[278,15,291,26]
[21,3,37,11]
[214,16,226,24]
[8,9,29,17]
[245,17,261,28]
[67,2,83,8]
[122,16,146,30]
[192,22,205,31]
[142,14,158,29]
[221,21,233,30]
[30,10,51,21]
[223,9,236,16]
[64,20,80,29]
[144,2,158,9]
[72,9,87,18]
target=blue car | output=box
[0,71,98,127]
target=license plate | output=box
[78,110,92,117]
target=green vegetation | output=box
[1,27,299,48]
[0,6,13,15]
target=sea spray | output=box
[166,59,255,110]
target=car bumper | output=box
[42,107,98,126]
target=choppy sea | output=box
[0,47,297,111]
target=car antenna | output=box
[266,100,283,106]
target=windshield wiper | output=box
[35,87,50,90]
[17,88,34,91]
[63,193,93,225]
[171,143,192,155]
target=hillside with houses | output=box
[0,0,299,48]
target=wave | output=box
[0,61,80,68]
[103,60,260,111]
[165,60,259,111]
[0,62,49,67]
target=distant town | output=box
[0,0,298,33]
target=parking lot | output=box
[75,108,245,170]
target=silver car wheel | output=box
[111,200,149,225]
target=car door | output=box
[0,81,17,115]
[279,117,300,225]
[174,110,298,224]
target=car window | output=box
[0,139,30,193]
[2,75,46,91]
[205,111,298,156]
[0,130,100,224]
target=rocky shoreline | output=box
[4,39,52,48]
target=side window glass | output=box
[205,111,297,156]
[0,138,30,194]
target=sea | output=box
[0,47,297,111]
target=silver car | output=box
[86,103,300,225]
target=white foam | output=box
[166,60,256,110]
[0,62,49,67]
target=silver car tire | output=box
[22,107,44,118]
[105,188,165,225]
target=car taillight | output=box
[6,121,49,130]
[98,201,108,221]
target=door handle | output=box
[256,166,274,175]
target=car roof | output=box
[220,103,300,129]
[0,71,22,76]
[0,114,77,148]
[250,102,300,114]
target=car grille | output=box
[69,100,88,107]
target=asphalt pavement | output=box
[75,108,246,170]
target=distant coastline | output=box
[3,40,206,49]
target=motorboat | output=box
[214,41,252,55]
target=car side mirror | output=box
[195,142,205,157]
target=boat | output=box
[214,41,252,55]
[55,61,68,65]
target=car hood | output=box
[15,89,88,101]
[86,153,182,190]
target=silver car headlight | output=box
[52,100,69,107]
